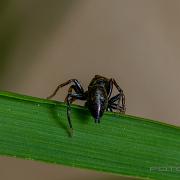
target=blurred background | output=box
[1,0,180,179]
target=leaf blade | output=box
[0,91,180,180]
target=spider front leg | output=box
[66,92,87,136]
[46,79,86,136]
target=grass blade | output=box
[0,91,180,180]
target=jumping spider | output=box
[47,75,126,133]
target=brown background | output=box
[0,0,180,179]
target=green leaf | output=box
[0,91,180,180]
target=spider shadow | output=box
[48,102,92,137]
[48,104,71,137]
[72,105,91,125]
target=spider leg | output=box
[64,85,80,103]
[107,94,120,112]
[66,93,87,136]
[108,94,126,113]
[65,85,87,133]
[107,107,113,112]
[107,79,113,99]
[108,103,125,113]
[47,79,86,136]
[47,79,84,99]
[107,78,126,113]
[108,93,121,104]
[112,78,125,108]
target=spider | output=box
[47,75,126,133]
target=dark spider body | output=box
[87,76,110,123]
[47,75,126,132]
